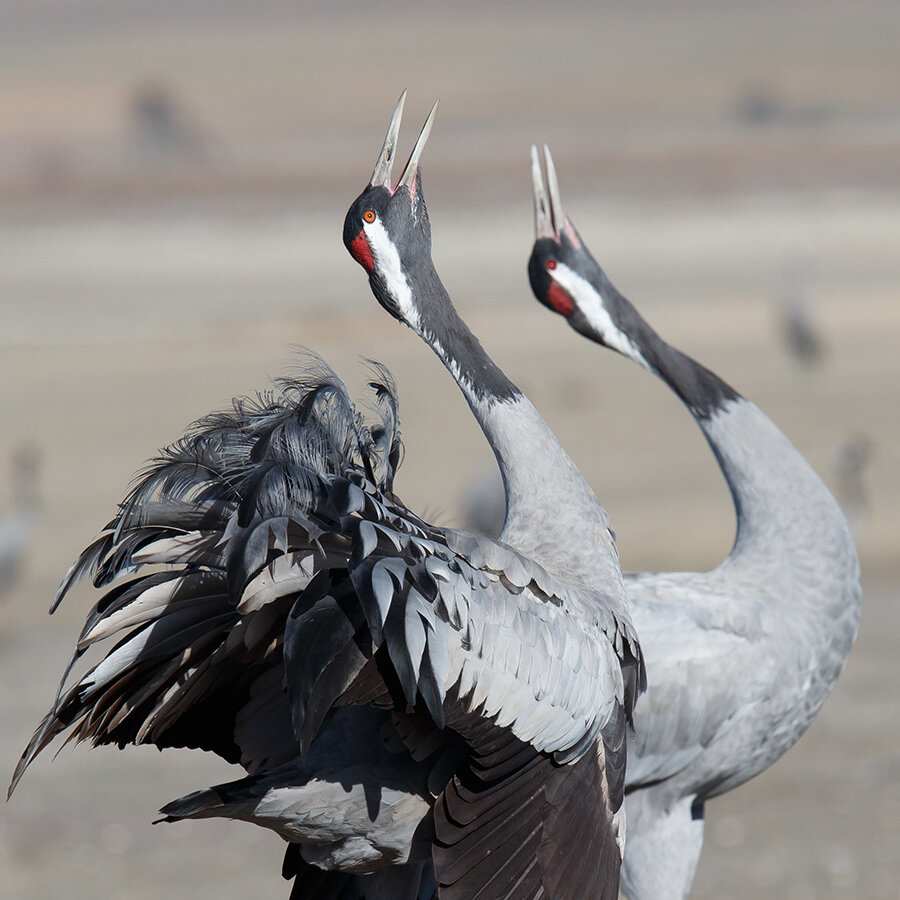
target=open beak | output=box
[530,144,580,246]
[531,145,555,239]
[370,91,439,193]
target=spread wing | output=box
[282,486,641,899]
[9,357,405,791]
[283,482,631,761]
[11,355,640,899]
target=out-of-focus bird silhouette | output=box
[460,465,505,539]
[0,444,40,598]
[833,433,872,539]
[775,244,825,366]
[129,81,206,163]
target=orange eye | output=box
[363,209,376,223]
[546,259,557,270]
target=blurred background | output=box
[1,1,898,897]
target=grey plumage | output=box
[12,359,402,776]
[528,146,861,900]
[11,358,444,900]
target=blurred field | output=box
[1,2,899,898]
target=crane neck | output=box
[583,283,741,421]
[404,261,521,406]
[405,261,622,589]
[617,313,855,571]
[696,399,855,569]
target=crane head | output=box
[343,91,439,328]
[527,145,646,365]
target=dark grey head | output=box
[344,93,519,405]
[527,145,654,367]
[343,92,439,330]
[528,145,740,417]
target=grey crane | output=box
[156,99,647,900]
[0,444,40,597]
[163,97,644,899]
[337,96,642,898]
[832,432,871,539]
[527,145,861,900]
[775,244,824,365]
[11,100,642,900]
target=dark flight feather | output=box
[11,356,407,797]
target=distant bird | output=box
[12,99,642,900]
[833,433,871,539]
[129,81,204,162]
[0,445,40,597]
[775,244,824,365]
[459,465,505,539]
[527,146,861,900]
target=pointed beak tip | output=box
[369,91,410,189]
[396,99,438,190]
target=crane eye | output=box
[363,209,376,223]
[546,259,557,270]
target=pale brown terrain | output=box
[1,2,898,898]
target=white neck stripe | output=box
[364,218,421,333]
[553,263,649,368]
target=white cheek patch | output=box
[364,218,421,333]
[553,262,649,368]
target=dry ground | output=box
[1,2,898,898]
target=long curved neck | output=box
[696,400,848,563]
[607,304,855,572]
[407,262,621,590]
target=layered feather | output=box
[11,355,406,793]
[14,352,642,900]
